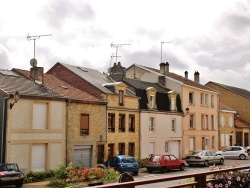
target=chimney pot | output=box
[194,71,200,83]
[185,71,188,79]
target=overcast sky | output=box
[0,0,250,91]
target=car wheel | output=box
[239,154,246,160]
[133,171,138,176]
[147,169,152,173]
[204,160,209,167]
[160,167,166,173]
[15,181,23,188]
[220,158,224,165]
[180,164,185,171]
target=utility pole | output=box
[110,42,131,64]
[27,33,52,59]
[161,41,171,63]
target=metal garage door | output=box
[73,145,92,167]
[170,141,180,159]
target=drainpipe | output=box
[1,97,8,163]
[65,99,71,165]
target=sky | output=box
[0,0,250,91]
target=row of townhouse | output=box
[0,60,249,174]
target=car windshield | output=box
[150,156,160,162]
[122,157,136,163]
[191,151,203,155]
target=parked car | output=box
[145,154,186,173]
[245,146,250,154]
[216,146,248,160]
[185,150,224,167]
[0,163,24,187]
[104,155,139,175]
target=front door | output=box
[97,145,104,164]
[244,133,249,147]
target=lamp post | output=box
[161,41,171,63]
[10,91,20,109]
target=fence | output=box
[96,165,250,188]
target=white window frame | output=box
[189,137,195,151]
[33,102,48,129]
[189,92,195,104]
[149,117,155,132]
[165,141,169,152]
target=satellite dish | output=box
[30,58,37,67]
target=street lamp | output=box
[161,41,171,63]
[10,91,20,109]
[183,107,190,117]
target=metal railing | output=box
[96,165,250,188]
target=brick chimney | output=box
[30,67,44,84]
[165,62,169,75]
[184,71,188,79]
[159,62,169,76]
[194,71,200,83]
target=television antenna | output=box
[27,33,52,59]
[110,42,131,64]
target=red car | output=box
[145,154,186,173]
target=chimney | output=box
[165,62,169,75]
[118,62,121,66]
[158,76,166,86]
[184,71,188,79]
[30,67,44,84]
[159,63,165,75]
[194,71,200,83]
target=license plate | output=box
[127,164,133,167]
[12,176,19,180]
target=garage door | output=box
[170,141,180,159]
[73,145,92,167]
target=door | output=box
[97,145,104,164]
[244,133,249,147]
[170,141,180,159]
[73,145,92,167]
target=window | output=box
[211,115,215,129]
[200,93,204,105]
[118,143,125,155]
[118,90,124,106]
[149,117,155,132]
[119,114,125,132]
[165,141,169,152]
[171,119,176,132]
[229,116,234,127]
[220,115,225,127]
[212,136,215,148]
[33,102,48,129]
[108,144,114,158]
[190,114,195,128]
[189,92,195,104]
[32,144,46,171]
[201,115,208,129]
[108,113,115,132]
[80,114,89,135]
[149,95,154,108]
[189,137,195,151]
[128,143,135,156]
[129,115,135,132]
[211,95,214,107]
[205,94,208,105]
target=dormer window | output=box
[119,90,124,106]
[168,90,177,111]
[146,87,157,109]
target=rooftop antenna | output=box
[27,33,52,59]
[110,42,131,64]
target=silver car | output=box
[186,150,224,167]
[216,146,248,160]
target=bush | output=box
[137,158,149,168]
[24,169,55,183]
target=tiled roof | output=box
[13,69,103,102]
[219,103,236,112]
[235,118,250,128]
[134,64,218,93]
[207,81,250,100]
[123,77,170,93]
[0,69,64,99]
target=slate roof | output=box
[53,63,136,97]
[123,77,170,93]
[0,69,64,99]
[132,64,218,93]
[13,69,104,102]
[207,81,250,100]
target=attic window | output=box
[119,90,124,106]
[78,67,88,72]
[60,85,68,89]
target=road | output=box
[2,158,250,188]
